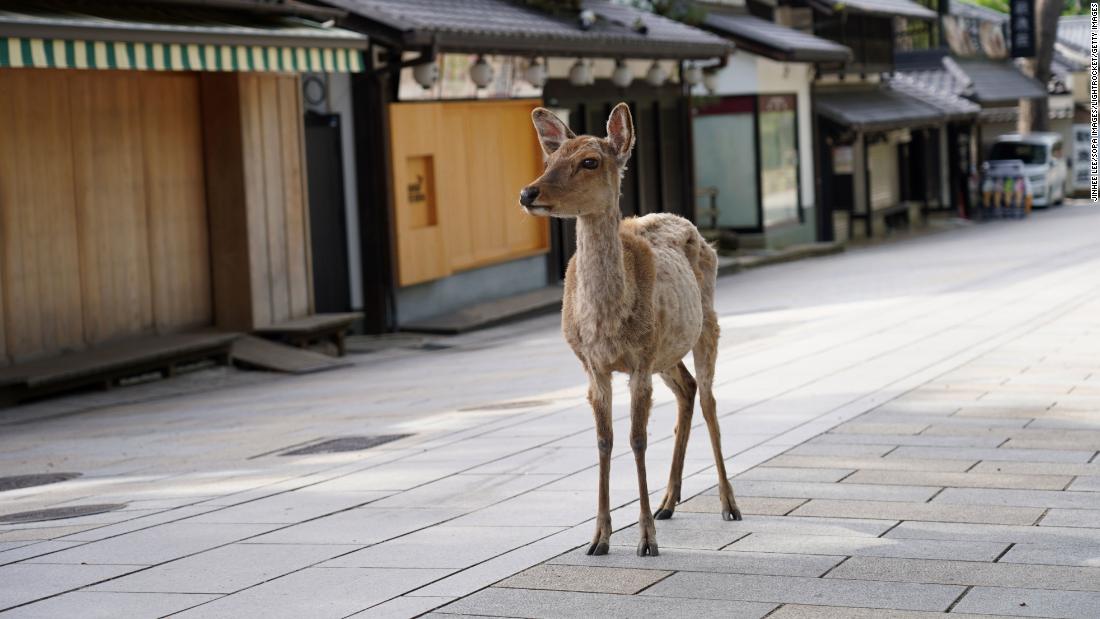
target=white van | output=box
[987,133,1068,207]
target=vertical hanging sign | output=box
[1010,0,1037,58]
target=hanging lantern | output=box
[524,58,547,88]
[412,61,438,90]
[469,55,494,89]
[645,60,667,86]
[703,69,718,94]
[569,59,592,86]
[682,63,703,87]
[611,59,633,88]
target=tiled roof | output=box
[950,0,1007,22]
[815,87,944,131]
[952,57,1047,104]
[702,10,850,63]
[326,0,731,59]
[889,70,980,120]
[815,0,937,20]
[1057,15,1092,55]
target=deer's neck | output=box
[573,208,627,324]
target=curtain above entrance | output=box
[0,5,367,72]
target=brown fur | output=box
[521,104,741,558]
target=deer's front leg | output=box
[630,371,658,557]
[586,371,613,556]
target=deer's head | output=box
[519,102,635,218]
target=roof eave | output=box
[0,19,369,49]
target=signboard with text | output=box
[1010,0,1037,58]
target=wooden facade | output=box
[0,68,312,365]
[388,99,548,286]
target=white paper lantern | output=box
[412,61,438,90]
[702,69,718,94]
[611,60,633,88]
[683,63,703,86]
[469,56,494,89]
[569,59,592,86]
[524,59,547,88]
[645,61,667,86]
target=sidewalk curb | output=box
[718,242,845,277]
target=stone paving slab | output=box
[887,445,1097,463]
[791,498,1044,525]
[439,587,777,619]
[0,563,139,610]
[841,469,1072,490]
[172,567,453,619]
[952,586,1100,618]
[726,533,1008,561]
[999,542,1100,567]
[89,542,360,594]
[3,591,219,619]
[736,466,856,483]
[318,525,565,569]
[764,454,978,472]
[766,605,1021,619]
[934,487,1100,510]
[639,572,965,612]
[713,480,940,502]
[496,564,671,594]
[1037,508,1100,528]
[826,555,1100,591]
[550,546,842,577]
[677,495,805,516]
[811,432,1008,447]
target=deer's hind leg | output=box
[694,311,741,521]
[654,361,696,520]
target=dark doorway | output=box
[542,80,693,281]
[304,111,351,313]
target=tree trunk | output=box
[1018,0,1064,133]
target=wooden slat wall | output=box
[389,99,547,287]
[0,70,86,363]
[141,73,212,332]
[70,72,155,344]
[202,72,312,331]
[0,68,213,363]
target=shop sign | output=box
[1009,0,1037,58]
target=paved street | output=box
[2,202,1099,618]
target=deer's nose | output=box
[519,186,540,207]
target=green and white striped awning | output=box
[0,37,365,73]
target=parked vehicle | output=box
[986,133,1067,207]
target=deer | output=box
[518,103,740,557]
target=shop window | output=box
[693,97,758,229]
[758,95,800,227]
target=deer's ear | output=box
[531,108,574,156]
[606,102,634,164]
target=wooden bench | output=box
[252,313,361,356]
[0,331,239,406]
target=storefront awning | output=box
[0,5,367,72]
[702,11,850,63]
[816,88,944,131]
[812,0,937,20]
[951,58,1048,104]
[326,0,730,60]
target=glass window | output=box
[693,98,758,228]
[758,96,800,227]
[989,142,1048,165]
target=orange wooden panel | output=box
[0,69,85,361]
[70,71,154,345]
[140,72,212,333]
[389,102,450,286]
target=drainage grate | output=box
[458,400,553,412]
[279,434,412,456]
[0,503,126,524]
[0,473,82,493]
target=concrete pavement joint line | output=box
[945,584,974,613]
[816,555,850,578]
[924,488,946,504]
[993,543,1015,563]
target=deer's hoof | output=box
[653,508,674,520]
[722,507,743,521]
[586,541,609,556]
[636,540,659,557]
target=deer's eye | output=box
[581,158,599,170]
